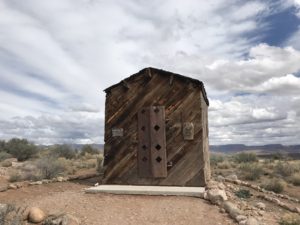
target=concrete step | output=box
[85,185,205,197]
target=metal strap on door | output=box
[138,106,167,178]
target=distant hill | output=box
[210,144,300,154]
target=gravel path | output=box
[0,182,235,225]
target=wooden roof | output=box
[104,67,209,105]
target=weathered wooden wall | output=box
[103,68,210,186]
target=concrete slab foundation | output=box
[85,185,205,197]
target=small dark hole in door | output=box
[155,144,161,150]
[142,145,147,150]
[141,126,146,131]
[156,156,162,163]
[154,108,159,113]
[154,125,160,131]
[142,157,147,162]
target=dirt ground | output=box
[0,180,235,225]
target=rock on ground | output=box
[245,217,259,225]
[207,189,228,205]
[223,201,243,219]
[28,207,46,223]
[255,202,266,210]
[226,174,238,181]
[236,215,247,222]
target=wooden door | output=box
[138,106,167,178]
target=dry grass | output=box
[217,161,232,169]
[279,213,300,225]
[263,178,286,193]
[289,173,300,186]
[275,162,299,177]
[1,160,12,167]
[239,163,264,181]
[8,171,23,182]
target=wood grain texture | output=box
[137,107,151,178]
[102,68,210,186]
[149,106,167,178]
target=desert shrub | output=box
[73,159,96,169]
[21,163,36,173]
[81,153,98,160]
[51,144,76,159]
[9,172,23,182]
[239,163,263,181]
[0,203,22,224]
[80,145,99,156]
[263,179,285,193]
[235,189,251,199]
[271,153,285,160]
[289,174,300,186]
[275,162,298,177]
[36,157,66,179]
[96,155,104,173]
[233,152,258,163]
[264,160,275,170]
[217,161,232,169]
[1,160,12,167]
[210,154,225,167]
[0,152,12,162]
[23,172,42,181]
[0,140,5,151]
[279,213,300,225]
[4,138,37,161]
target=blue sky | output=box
[0,0,300,145]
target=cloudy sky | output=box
[0,0,300,145]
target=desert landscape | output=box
[1,1,300,225]
[1,138,300,225]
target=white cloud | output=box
[0,112,103,145]
[255,74,300,94]
[294,0,300,17]
[0,0,299,145]
[203,44,300,93]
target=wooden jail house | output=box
[102,67,210,187]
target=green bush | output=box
[263,179,285,193]
[5,138,37,161]
[239,163,263,181]
[0,152,12,162]
[233,152,258,163]
[36,157,66,179]
[80,145,99,156]
[210,154,225,167]
[271,153,285,160]
[235,189,251,199]
[51,144,76,159]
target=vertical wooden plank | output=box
[137,107,151,177]
[150,106,167,178]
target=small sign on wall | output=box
[112,128,124,137]
[183,122,194,140]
